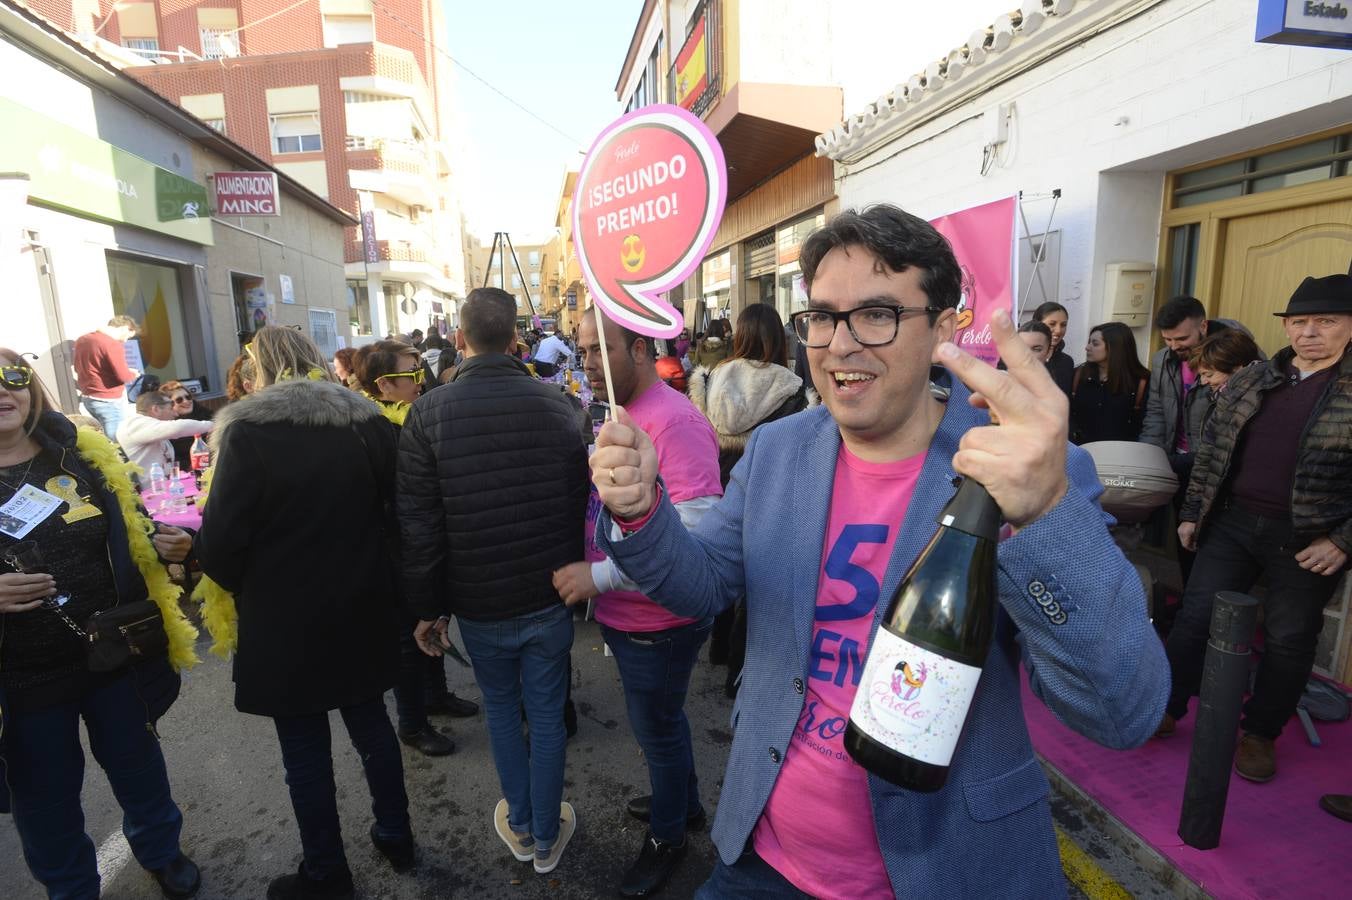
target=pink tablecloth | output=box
[141,471,203,530]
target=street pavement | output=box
[1,615,1172,899]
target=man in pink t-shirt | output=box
[553,307,722,898]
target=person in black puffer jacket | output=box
[399,287,589,873]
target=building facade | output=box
[817,0,1352,677]
[22,0,469,341]
[2,0,352,409]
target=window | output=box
[529,250,540,267]
[346,281,372,335]
[511,273,522,289]
[202,118,226,135]
[1171,132,1352,208]
[309,308,340,360]
[323,14,374,47]
[108,256,193,382]
[122,37,159,53]
[199,28,235,59]
[270,113,323,154]
[530,272,540,289]
[624,37,664,111]
[1167,224,1201,298]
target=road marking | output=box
[1057,825,1132,900]
[96,830,132,891]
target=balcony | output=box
[671,0,840,203]
[346,136,438,207]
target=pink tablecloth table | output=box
[140,470,204,531]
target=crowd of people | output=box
[1,203,1349,899]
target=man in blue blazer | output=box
[585,205,1168,898]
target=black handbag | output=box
[54,600,169,673]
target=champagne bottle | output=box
[844,476,1001,792]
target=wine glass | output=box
[1,540,73,608]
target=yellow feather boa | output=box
[376,400,410,427]
[74,428,200,671]
[180,464,237,659]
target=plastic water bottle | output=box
[147,462,167,495]
[168,476,186,513]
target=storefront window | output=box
[701,250,731,322]
[775,212,824,322]
[107,255,193,382]
[346,280,372,335]
[1167,223,1200,299]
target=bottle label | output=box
[848,629,983,767]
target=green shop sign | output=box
[1,98,213,245]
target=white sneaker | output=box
[494,799,535,862]
[533,801,577,875]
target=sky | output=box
[442,0,1022,244]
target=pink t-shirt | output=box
[753,444,925,899]
[589,380,723,632]
[1176,362,1198,453]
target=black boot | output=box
[369,823,415,872]
[625,795,706,831]
[266,864,354,900]
[148,852,201,899]
[620,832,688,898]
[397,725,455,756]
[424,692,479,718]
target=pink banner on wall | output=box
[928,196,1018,368]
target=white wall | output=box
[833,0,1352,358]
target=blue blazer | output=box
[600,373,1169,897]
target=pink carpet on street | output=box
[1022,673,1352,899]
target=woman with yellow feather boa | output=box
[194,327,412,900]
[0,348,202,899]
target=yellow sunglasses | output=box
[381,367,425,385]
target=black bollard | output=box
[1178,591,1260,849]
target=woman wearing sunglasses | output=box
[355,340,467,757]
[194,327,413,898]
[0,350,202,899]
[159,380,214,473]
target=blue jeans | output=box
[83,397,125,439]
[602,618,711,843]
[458,603,573,849]
[1166,503,1340,739]
[272,695,410,878]
[3,672,184,900]
[696,848,813,899]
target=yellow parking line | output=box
[1057,825,1133,900]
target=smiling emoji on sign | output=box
[621,234,646,273]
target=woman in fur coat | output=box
[195,327,411,900]
[688,304,811,692]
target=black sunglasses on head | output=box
[1,365,33,390]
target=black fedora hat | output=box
[1275,274,1352,318]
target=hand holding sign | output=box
[574,105,727,340]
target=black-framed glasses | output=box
[790,305,941,349]
[1,365,33,390]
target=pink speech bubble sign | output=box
[574,105,727,339]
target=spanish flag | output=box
[675,15,708,111]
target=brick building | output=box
[20,0,469,339]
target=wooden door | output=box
[1216,198,1352,355]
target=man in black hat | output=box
[1161,274,1352,785]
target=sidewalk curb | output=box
[1040,755,1214,900]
